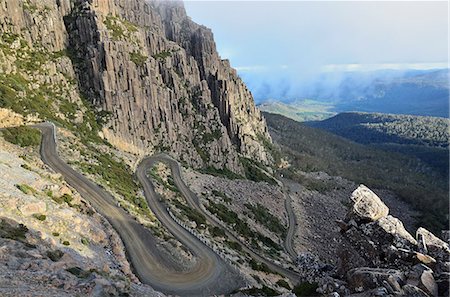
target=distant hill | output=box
[332,69,449,117]
[264,112,448,232]
[257,99,336,122]
[307,112,449,177]
[254,69,449,118]
[307,112,449,147]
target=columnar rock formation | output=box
[0,0,272,173]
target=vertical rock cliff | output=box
[0,0,272,173]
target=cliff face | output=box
[0,0,272,173]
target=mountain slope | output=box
[264,112,449,232]
[307,112,449,177]
[0,0,272,174]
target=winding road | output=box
[35,123,241,296]
[284,192,298,261]
[138,154,301,282]
[35,122,300,296]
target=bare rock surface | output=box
[0,133,161,296]
[294,183,449,297]
[348,185,389,222]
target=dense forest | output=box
[307,112,449,177]
[264,112,449,233]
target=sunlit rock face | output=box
[0,0,273,173]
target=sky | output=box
[184,1,449,102]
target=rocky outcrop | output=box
[347,185,389,222]
[0,0,272,174]
[298,185,449,297]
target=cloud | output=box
[322,63,449,72]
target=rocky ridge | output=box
[299,185,450,297]
[0,0,272,174]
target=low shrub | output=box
[1,126,41,147]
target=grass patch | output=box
[225,240,242,251]
[249,259,277,274]
[15,184,36,195]
[32,214,46,221]
[66,266,91,278]
[152,50,172,60]
[206,201,253,238]
[200,166,243,180]
[52,193,74,206]
[81,238,89,245]
[245,203,286,237]
[130,51,147,66]
[79,152,150,216]
[241,158,277,185]
[211,190,231,203]
[173,200,206,227]
[209,226,226,237]
[276,279,291,290]
[2,126,41,147]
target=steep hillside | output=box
[264,112,449,232]
[0,0,272,174]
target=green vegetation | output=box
[309,112,449,177]
[1,126,41,147]
[211,190,231,203]
[173,200,206,227]
[276,279,291,290]
[152,50,172,60]
[66,266,91,278]
[130,51,148,66]
[310,112,449,148]
[209,226,226,237]
[241,158,277,185]
[206,201,253,238]
[207,201,282,253]
[245,203,286,237]
[264,112,449,233]
[62,240,70,246]
[79,152,150,216]
[32,214,46,221]
[240,285,280,297]
[257,133,282,166]
[104,15,138,41]
[199,166,244,180]
[225,240,242,251]
[249,259,276,274]
[292,282,319,296]
[52,232,60,237]
[0,219,28,242]
[52,193,74,206]
[81,238,89,245]
[15,184,36,195]
[47,250,64,262]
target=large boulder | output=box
[416,228,450,257]
[347,267,405,291]
[347,185,389,222]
